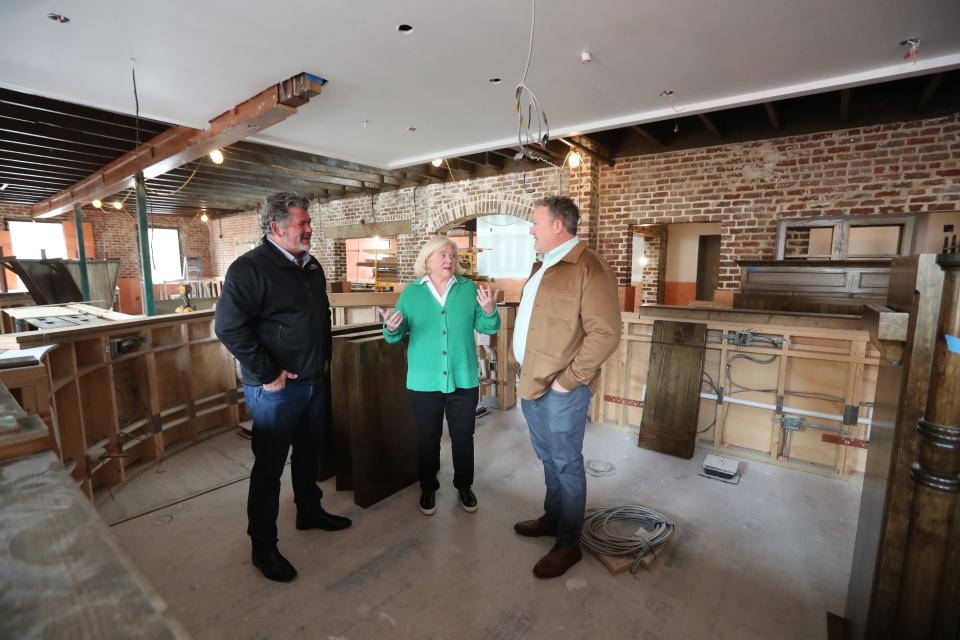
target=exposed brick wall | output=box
[85,210,214,279]
[303,164,581,283]
[0,203,33,219]
[600,114,960,288]
[206,114,959,295]
[635,225,667,304]
[208,209,261,277]
[0,203,215,279]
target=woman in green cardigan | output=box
[380,236,500,515]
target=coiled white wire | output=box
[580,506,675,574]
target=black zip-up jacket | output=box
[214,237,332,386]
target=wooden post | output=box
[895,253,960,638]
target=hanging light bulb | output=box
[209,149,225,164]
[200,211,209,223]
[568,151,582,169]
[431,158,443,167]
[91,199,102,208]
[112,200,123,210]
[673,120,680,134]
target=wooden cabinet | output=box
[0,312,240,499]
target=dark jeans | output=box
[521,384,592,546]
[244,382,327,548]
[408,386,479,492]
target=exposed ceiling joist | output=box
[228,141,417,188]
[697,113,722,138]
[560,137,614,166]
[917,72,946,110]
[631,125,664,147]
[839,89,852,123]
[31,72,325,219]
[763,102,781,130]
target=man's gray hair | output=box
[261,192,311,235]
[535,195,580,234]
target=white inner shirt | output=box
[421,275,457,306]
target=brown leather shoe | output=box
[533,544,582,579]
[513,516,557,537]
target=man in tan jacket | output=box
[512,195,622,578]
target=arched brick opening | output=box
[430,193,536,234]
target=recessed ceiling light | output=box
[47,12,69,23]
[407,126,417,132]
[397,24,413,33]
[488,77,502,84]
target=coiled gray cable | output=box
[581,506,675,574]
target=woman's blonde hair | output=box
[413,236,464,278]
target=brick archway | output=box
[429,192,536,233]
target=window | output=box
[8,220,68,259]
[346,237,395,285]
[776,215,915,261]
[476,215,535,278]
[6,220,69,291]
[147,227,183,281]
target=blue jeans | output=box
[521,384,592,546]
[244,382,327,547]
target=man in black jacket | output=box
[215,192,351,583]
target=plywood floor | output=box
[104,406,862,640]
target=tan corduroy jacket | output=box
[514,242,622,400]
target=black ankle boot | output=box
[296,506,352,531]
[251,545,297,582]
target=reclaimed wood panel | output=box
[331,331,418,508]
[638,321,706,459]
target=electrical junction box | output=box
[699,454,742,484]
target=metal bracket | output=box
[225,388,239,405]
[151,414,162,433]
[781,416,803,431]
[776,395,784,414]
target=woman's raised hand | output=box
[477,286,495,314]
[378,306,404,332]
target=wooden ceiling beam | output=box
[143,177,344,206]
[840,89,852,123]
[0,103,153,146]
[764,102,781,130]
[697,113,722,138]
[631,125,664,147]
[32,72,325,219]
[183,160,378,191]
[0,116,136,154]
[0,144,106,172]
[563,135,614,166]
[1,132,118,163]
[0,87,167,135]
[917,72,946,110]
[229,141,416,188]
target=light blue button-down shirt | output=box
[266,236,312,268]
[513,236,580,366]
